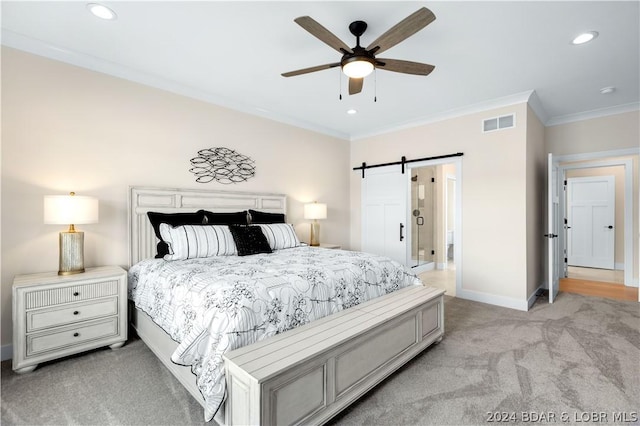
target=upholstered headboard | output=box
[128,186,287,266]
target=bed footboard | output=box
[223,285,445,426]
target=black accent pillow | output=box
[147,211,206,258]
[229,225,272,256]
[248,209,285,224]
[202,210,248,226]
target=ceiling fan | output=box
[282,7,436,95]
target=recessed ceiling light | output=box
[347,109,357,115]
[572,31,598,45]
[600,86,616,95]
[87,3,117,20]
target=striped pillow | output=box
[257,223,301,250]
[159,223,237,260]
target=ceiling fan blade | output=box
[294,16,353,54]
[366,7,435,55]
[376,58,435,76]
[281,62,341,77]
[349,78,363,95]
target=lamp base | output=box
[310,222,320,247]
[59,231,85,275]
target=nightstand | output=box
[12,266,128,373]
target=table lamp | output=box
[303,202,327,246]
[44,192,99,275]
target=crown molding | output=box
[546,102,640,127]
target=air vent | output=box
[483,114,515,133]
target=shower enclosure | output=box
[410,166,436,269]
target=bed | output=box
[127,186,439,425]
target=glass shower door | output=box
[410,166,435,268]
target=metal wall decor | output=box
[189,147,255,184]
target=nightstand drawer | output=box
[27,297,119,332]
[25,280,120,309]
[27,317,119,356]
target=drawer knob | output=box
[73,332,79,337]
[73,311,79,315]
[73,292,80,297]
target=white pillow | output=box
[159,223,237,260]
[257,223,301,250]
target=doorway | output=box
[409,166,436,270]
[560,161,633,286]
[411,162,458,297]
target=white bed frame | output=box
[128,186,287,425]
[128,186,444,425]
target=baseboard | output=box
[456,288,529,311]
[615,263,624,270]
[1,344,13,361]
[528,284,545,309]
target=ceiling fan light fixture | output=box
[342,58,375,79]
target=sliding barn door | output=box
[361,166,408,265]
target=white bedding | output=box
[128,246,422,421]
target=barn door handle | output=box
[400,223,405,241]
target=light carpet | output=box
[2,292,638,425]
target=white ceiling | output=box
[2,1,639,140]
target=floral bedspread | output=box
[128,246,421,421]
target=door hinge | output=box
[564,257,568,263]
[431,250,435,255]
[431,177,435,183]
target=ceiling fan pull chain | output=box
[339,69,343,100]
[374,68,377,102]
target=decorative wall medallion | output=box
[189,147,255,184]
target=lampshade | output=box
[304,202,327,220]
[342,59,374,78]
[44,193,99,225]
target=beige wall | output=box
[526,106,546,299]
[546,111,639,156]
[1,48,351,348]
[351,103,532,304]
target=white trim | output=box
[546,102,640,127]
[527,90,548,125]
[1,344,13,362]
[412,262,435,274]
[351,91,535,141]
[2,30,349,141]
[555,147,640,163]
[559,158,635,287]
[456,288,529,311]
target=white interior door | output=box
[547,153,560,303]
[361,166,408,264]
[567,176,615,269]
